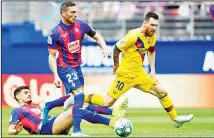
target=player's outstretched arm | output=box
[9,109,23,135]
[8,123,22,135]
[92,33,110,57]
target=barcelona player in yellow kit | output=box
[82,12,194,128]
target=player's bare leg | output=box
[84,93,116,107]
[149,84,193,128]
[52,109,74,135]
[103,94,117,107]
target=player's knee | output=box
[83,103,89,109]
[72,87,84,95]
[103,96,115,107]
[52,129,60,134]
[159,91,168,99]
[104,101,114,107]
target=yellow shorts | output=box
[108,70,158,99]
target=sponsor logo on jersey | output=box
[68,40,80,53]
[136,48,147,54]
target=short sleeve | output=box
[116,30,138,52]
[47,30,58,49]
[84,22,93,34]
[9,109,20,125]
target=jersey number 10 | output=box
[116,81,124,90]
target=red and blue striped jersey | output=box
[9,104,51,134]
[47,19,93,68]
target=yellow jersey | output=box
[115,28,156,78]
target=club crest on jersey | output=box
[75,28,79,33]
[148,39,152,44]
[68,40,80,53]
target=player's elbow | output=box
[92,33,100,41]
[113,45,121,56]
[8,132,14,135]
[8,131,18,135]
[160,92,168,99]
[48,49,57,57]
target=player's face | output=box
[145,18,158,37]
[62,6,78,24]
[18,89,32,104]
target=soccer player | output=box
[47,1,110,136]
[8,86,124,135]
[82,12,194,128]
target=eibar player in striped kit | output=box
[46,1,112,136]
[8,86,125,135]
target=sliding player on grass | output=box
[8,86,124,136]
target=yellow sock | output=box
[159,95,178,120]
[84,93,104,106]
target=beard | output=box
[62,15,76,25]
[66,17,76,24]
[149,32,154,37]
[27,100,32,104]
[146,29,154,37]
[69,18,76,24]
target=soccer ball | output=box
[114,118,133,137]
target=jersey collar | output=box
[60,20,75,30]
[22,103,36,107]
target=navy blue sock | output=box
[86,104,112,115]
[80,108,110,125]
[72,92,85,133]
[46,95,70,110]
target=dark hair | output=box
[14,86,29,102]
[60,1,76,15]
[145,12,159,21]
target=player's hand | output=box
[15,121,23,133]
[113,65,118,75]
[54,75,61,88]
[102,48,112,58]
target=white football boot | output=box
[71,131,89,137]
[63,94,74,111]
[173,114,194,128]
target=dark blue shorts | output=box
[57,66,84,94]
[40,116,69,135]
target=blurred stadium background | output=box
[1,1,214,137]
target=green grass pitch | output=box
[2,107,214,137]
